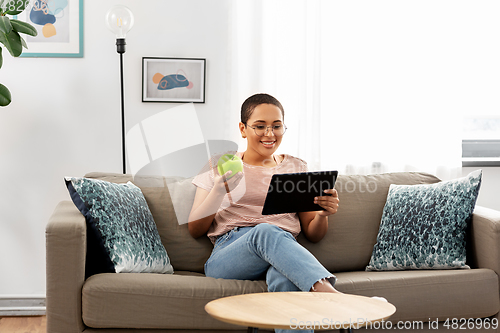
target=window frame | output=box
[462,139,500,167]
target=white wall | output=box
[0,0,231,296]
[463,167,500,211]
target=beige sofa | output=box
[46,171,500,333]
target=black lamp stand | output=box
[116,38,126,174]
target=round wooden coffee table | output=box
[205,292,396,332]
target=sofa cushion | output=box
[82,272,267,329]
[85,171,441,275]
[335,268,499,322]
[298,172,441,273]
[166,177,198,225]
[81,269,499,329]
[366,170,482,271]
[85,172,213,273]
[66,177,173,277]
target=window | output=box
[462,117,500,167]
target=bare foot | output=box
[310,279,343,293]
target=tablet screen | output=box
[261,171,338,215]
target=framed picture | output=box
[142,57,206,103]
[16,0,84,58]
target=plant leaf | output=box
[0,47,3,69]
[0,29,22,57]
[11,19,37,36]
[5,0,29,15]
[0,16,12,35]
[0,83,12,106]
[19,33,26,49]
[0,0,7,15]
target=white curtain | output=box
[225,0,498,180]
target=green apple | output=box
[217,154,243,179]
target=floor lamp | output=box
[105,5,135,174]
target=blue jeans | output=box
[204,223,337,333]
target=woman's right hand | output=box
[188,156,244,238]
[188,169,243,239]
[213,169,244,195]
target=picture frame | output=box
[16,0,84,58]
[142,57,206,103]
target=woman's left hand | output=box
[314,189,339,216]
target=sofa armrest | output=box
[46,201,86,333]
[470,206,500,278]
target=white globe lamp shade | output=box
[105,5,134,39]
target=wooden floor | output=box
[0,316,46,333]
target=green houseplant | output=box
[0,0,37,106]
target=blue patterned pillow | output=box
[366,170,482,271]
[66,177,174,277]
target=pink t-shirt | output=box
[192,152,308,243]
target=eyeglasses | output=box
[246,123,287,137]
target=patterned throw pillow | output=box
[66,177,174,277]
[366,170,482,271]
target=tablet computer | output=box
[261,171,338,215]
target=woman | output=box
[188,93,340,333]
